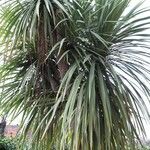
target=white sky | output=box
[0,0,150,142]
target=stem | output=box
[37,5,58,92]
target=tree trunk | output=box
[37,5,59,92]
[0,118,6,137]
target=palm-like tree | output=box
[0,0,150,149]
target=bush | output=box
[0,137,16,150]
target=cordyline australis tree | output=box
[0,0,150,149]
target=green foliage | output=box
[0,137,16,150]
[139,147,150,150]
[0,0,150,149]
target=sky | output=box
[0,0,150,141]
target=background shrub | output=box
[0,137,16,150]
